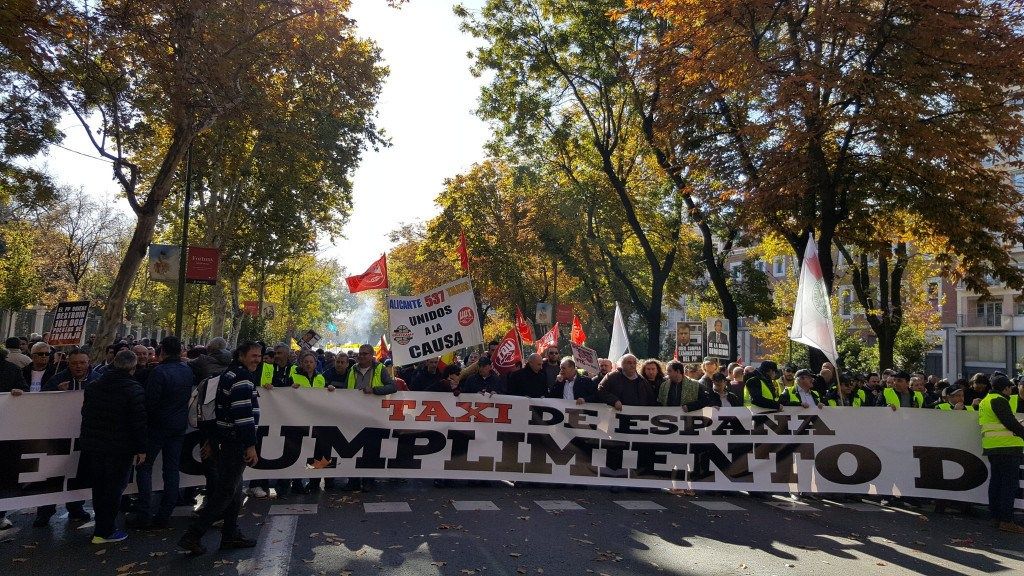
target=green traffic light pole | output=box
[174,144,193,338]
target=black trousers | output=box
[87,452,133,538]
[186,440,246,539]
[987,450,1023,522]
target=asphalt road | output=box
[2,481,1022,576]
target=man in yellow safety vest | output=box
[977,374,1024,533]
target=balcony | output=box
[958,313,1024,331]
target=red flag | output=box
[515,306,534,344]
[457,230,470,272]
[570,314,586,346]
[492,327,523,375]
[375,335,389,362]
[535,322,559,355]
[346,254,388,293]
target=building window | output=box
[753,259,765,273]
[977,300,1002,327]
[1016,297,1024,316]
[773,257,786,277]
[965,335,1006,363]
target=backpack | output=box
[188,374,220,429]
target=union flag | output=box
[346,254,388,293]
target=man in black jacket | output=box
[130,336,194,529]
[547,357,596,404]
[80,350,147,544]
[0,348,26,393]
[744,361,781,410]
[508,354,548,398]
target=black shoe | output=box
[32,514,53,528]
[220,533,257,550]
[177,533,207,556]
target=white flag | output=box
[608,302,631,362]
[789,234,838,365]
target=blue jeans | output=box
[135,434,184,520]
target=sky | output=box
[37,0,491,275]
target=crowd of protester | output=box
[1,332,1023,550]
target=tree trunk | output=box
[210,281,227,337]
[92,209,159,360]
[877,326,896,371]
[91,126,191,360]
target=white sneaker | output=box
[0,517,12,530]
[250,487,268,498]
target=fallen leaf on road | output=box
[116,563,137,572]
[460,570,476,575]
[510,553,522,557]
[876,562,887,567]
[430,561,446,567]
[148,552,166,558]
[13,559,28,563]
[95,549,106,556]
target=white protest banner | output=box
[2,390,1020,510]
[570,343,600,376]
[47,301,90,347]
[388,277,483,366]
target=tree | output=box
[459,0,707,356]
[638,0,1024,296]
[3,0,391,357]
[37,193,128,299]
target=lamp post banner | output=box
[0,391,1018,510]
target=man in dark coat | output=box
[44,348,97,391]
[508,353,548,398]
[597,354,657,408]
[80,350,147,544]
[547,357,597,403]
[130,336,195,528]
[0,348,27,393]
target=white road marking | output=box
[268,504,318,515]
[364,502,412,513]
[840,502,894,512]
[767,501,819,512]
[452,500,499,511]
[614,500,666,510]
[237,514,298,576]
[691,501,745,511]
[994,548,1024,561]
[535,500,584,511]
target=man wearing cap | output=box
[876,371,924,409]
[781,369,824,409]
[976,374,1024,533]
[824,376,864,407]
[934,386,972,411]
[780,364,797,389]
[743,361,781,410]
